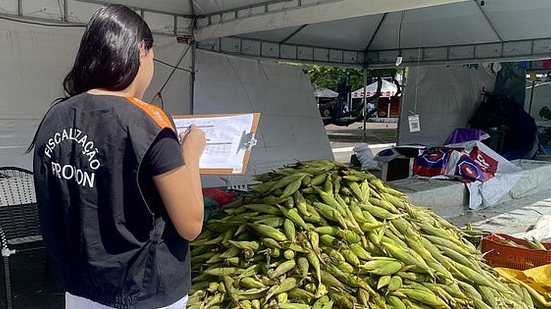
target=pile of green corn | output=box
[188,160,533,309]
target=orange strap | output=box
[126,97,174,130]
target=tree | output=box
[307,66,363,92]
[306,65,402,95]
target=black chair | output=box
[0,167,43,309]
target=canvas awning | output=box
[314,88,339,98]
[5,0,550,68]
[350,79,398,98]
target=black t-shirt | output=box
[142,128,184,177]
[139,128,184,217]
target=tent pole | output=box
[362,69,368,142]
[189,41,196,114]
[63,0,68,22]
[528,80,536,116]
[189,1,197,115]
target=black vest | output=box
[33,93,190,308]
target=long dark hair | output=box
[27,4,153,152]
[64,4,153,95]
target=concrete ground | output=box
[0,249,64,308]
[449,188,551,235]
[449,155,551,235]
[326,122,397,163]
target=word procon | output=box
[50,162,95,188]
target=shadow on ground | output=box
[0,249,64,309]
[325,123,397,144]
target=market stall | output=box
[314,88,339,119]
[350,79,400,118]
[315,88,339,99]
[350,80,398,99]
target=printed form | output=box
[173,114,256,173]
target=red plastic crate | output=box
[481,233,551,270]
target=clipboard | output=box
[172,113,260,175]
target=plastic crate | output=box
[481,233,551,270]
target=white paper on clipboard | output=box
[173,114,256,171]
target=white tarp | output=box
[350,79,397,98]
[398,65,496,146]
[0,18,192,169]
[0,19,333,182]
[314,88,338,98]
[0,19,80,169]
[194,50,334,187]
[515,215,551,241]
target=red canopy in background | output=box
[350,79,398,99]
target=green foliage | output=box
[305,65,402,93]
[307,66,364,92]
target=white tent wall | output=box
[0,17,332,182]
[0,19,80,169]
[193,50,333,188]
[0,18,192,169]
[398,66,496,146]
[143,42,192,115]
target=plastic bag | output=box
[495,264,551,307]
[446,140,523,210]
[516,215,551,241]
[202,188,237,206]
[353,143,379,170]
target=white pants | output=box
[65,292,188,309]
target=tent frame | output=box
[3,0,551,69]
[0,0,193,36]
[197,36,363,66]
[75,0,195,18]
[193,0,468,41]
[366,37,551,68]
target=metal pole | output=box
[189,42,196,114]
[188,0,197,115]
[63,0,68,22]
[528,80,536,116]
[396,71,405,146]
[362,69,368,142]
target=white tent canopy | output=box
[351,79,398,98]
[2,0,551,68]
[314,88,338,98]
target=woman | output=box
[31,5,205,308]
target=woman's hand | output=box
[179,124,206,165]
